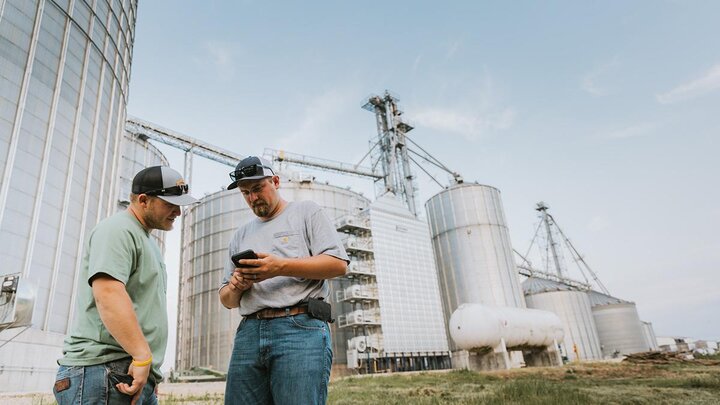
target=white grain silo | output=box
[0,0,138,391]
[641,321,658,351]
[425,183,527,370]
[522,277,603,360]
[588,290,648,357]
[425,184,526,340]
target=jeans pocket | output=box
[108,371,134,386]
[105,357,132,374]
[105,358,134,402]
[55,364,83,380]
[53,365,83,403]
[237,316,247,332]
[290,314,326,330]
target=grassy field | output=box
[327,360,720,405]
[3,359,718,404]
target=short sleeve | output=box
[306,203,350,263]
[220,232,238,290]
[86,225,136,285]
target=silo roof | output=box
[522,277,577,295]
[587,290,632,306]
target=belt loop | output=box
[285,307,290,316]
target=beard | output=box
[252,202,270,217]
[145,214,174,231]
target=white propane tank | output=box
[449,304,565,350]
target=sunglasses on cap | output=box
[229,164,274,181]
[144,184,189,196]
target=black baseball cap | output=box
[132,166,198,206]
[227,156,275,190]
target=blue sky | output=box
[127,1,720,368]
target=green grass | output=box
[327,361,720,405]
[5,361,717,404]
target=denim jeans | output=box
[225,314,333,405]
[53,357,158,405]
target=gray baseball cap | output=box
[227,156,275,190]
[132,166,199,206]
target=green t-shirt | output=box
[59,210,168,380]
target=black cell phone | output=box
[109,372,134,386]
[231,249,258,268]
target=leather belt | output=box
[247,305,308,320]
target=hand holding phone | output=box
[231,249,258,268]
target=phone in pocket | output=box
[231,249,258,268]
[109,371,134,386]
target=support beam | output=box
[126,116,242,168]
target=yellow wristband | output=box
[132,356,153,367]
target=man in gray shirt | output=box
[219,156,348,405]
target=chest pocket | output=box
[272,231,303,258]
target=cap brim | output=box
[157,193,199,206]
[227,175,272,190]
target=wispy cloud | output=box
[274,88,356,151]
[411,54,423,74]
[193,41,238,79]
[581,58,620,96]
[410,107,516,141]
[656,64,720,104]
[603,122,659,139]
[407,73,516,141]
[445,40,461,61]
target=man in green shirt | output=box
[54,166,197,405]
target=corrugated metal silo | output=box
[425,184,525,350]
[117,132,169,253]
[0,0,138,391]
[176,177,368,372]
[641,321,658,351]
[523,277,603,360]
[588,290,648,357]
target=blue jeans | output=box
[225,314,333,405]
[53,357,158,405]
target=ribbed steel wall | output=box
[0,0,137,391]
[425,184,525,350]
[641,321,658,351]
[176,178,368,372]
[117,132,168,253]
[523,277,602,360]
[588,291,648,357]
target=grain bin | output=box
[425,184,526,351]
[588,290,648,357]
[523,277,602,360]
[0,0,138,391]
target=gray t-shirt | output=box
[221,200,349,315]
